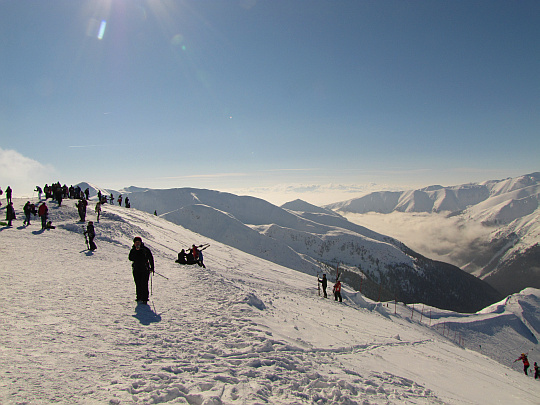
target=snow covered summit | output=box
[1,198,539,404]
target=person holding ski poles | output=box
[318,274,328,298]
[129,236,154,305]
[514,353,530,375]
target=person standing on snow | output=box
[35,186,42,200]
[84,221,97,251]
[95,201,102,222]
[23,201,32,225]
[5,186,12,204]
[534,362,539,379]
[196,244,208,268]
[6,202,16,226]
[514,353,530,375]
[38,202,48,229]
[76,198,87,222]
[318,274,328,298]
[333,279,342,302]
[129,237,154,304]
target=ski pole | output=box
[153,270,169,280]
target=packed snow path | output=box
[1,199,538,404]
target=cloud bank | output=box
[227,183,407,206]
[0,147,55,197]
[343,212,494,269]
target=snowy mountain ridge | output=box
[325,172,540,217]
[325,172,540,297]
[78,185,501,313]
[1,198,539,404]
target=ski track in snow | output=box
[1,198,539,404]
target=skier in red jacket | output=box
[514,353,530,375]
[333,279,342,302]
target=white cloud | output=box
[225,183,407,206]
[343,212,493,268]
[0,148,55,197]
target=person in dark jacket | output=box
[175,249,187,264]
[6,202,16,226]
[129,237,154,304]
[5,186,12,204]
[84,221,97,250]
[76,199,87,222]
[23,201,32,225]
[318,274,328,298]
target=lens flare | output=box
[98,20,107,40]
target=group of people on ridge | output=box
[175,244,208,268]
[2,186,52,229]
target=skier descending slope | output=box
[129,236,154,305]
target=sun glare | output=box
[97,20,107,40]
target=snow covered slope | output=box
[91,187,501,313]
[327,173,540,296]
[1,199,539,404]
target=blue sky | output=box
[1,0,539,204]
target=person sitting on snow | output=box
[176,249,187,264]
